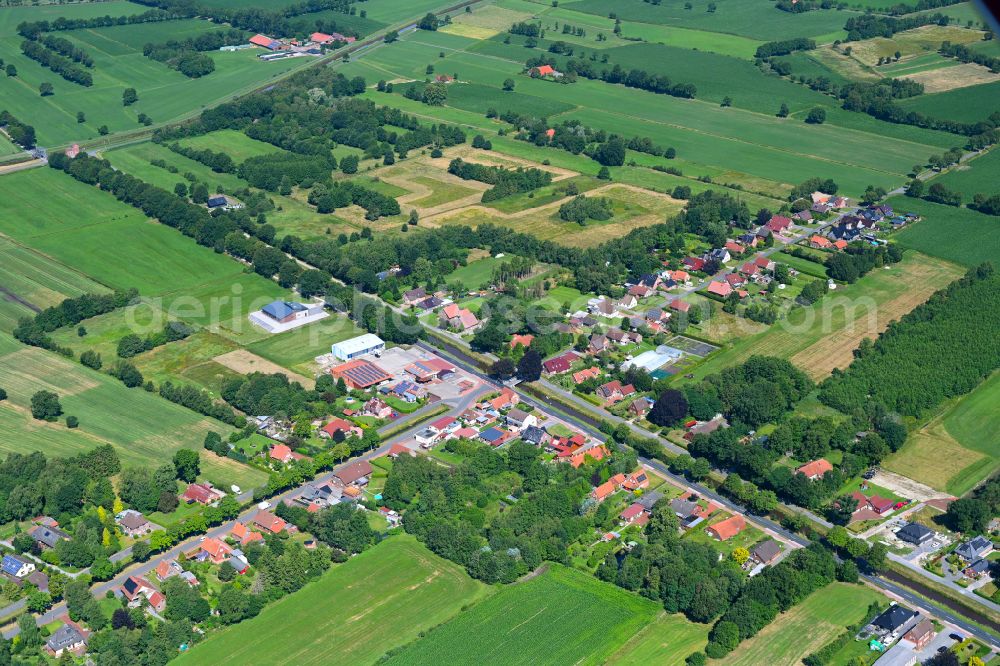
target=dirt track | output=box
[214,350,314,389]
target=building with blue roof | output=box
[1,554,34,579]
[261,301,308,323]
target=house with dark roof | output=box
[45,620,87,658]
[403,287,426,305]
[116,510,151,538]
[1,554,33,579]
[896,523,934,546]
[543,351,579,375]
[751,539,782,565]
[334,460,373,487]
[29,524,69,549]
[261,300,308,324]
[521,425,550,446]
[955,535,993,562]
[869,604,918,640]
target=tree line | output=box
[20,39,92,86]
[447,158,553,202]
[16,8,180,39]
[38,33,93,67]
[843,12,950,40]
[820,263,1000,416]
[13,289,138,355]
[940,40,1000,73]
[557,57,697,99]
[755,37,816,59]
[0,110,36,149]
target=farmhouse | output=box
[707,514,746,541]
[331,333,385,361]
[331,359,392,389]
[181,482,226,505]
[440,304,480,331]
[530,64,562,78]
[796,458,833,480]
[249,34,282,50]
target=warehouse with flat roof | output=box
[331,334,385,361]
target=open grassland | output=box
[890,195,1000,267]
[897,80,1000,123]
[689,253,964,381]
[441,4,535,39]
[563,0,856,41]
[0,15,306,146]
[0,1,144,36]
[901,62,1000,94]
[0,235,108,332]
[607,612,710,665]
[178,129,286,162]
[385,564,661,666]
[931,148,1000,203]
[246,315,366,377]
[885,370,1000,496]
[0,132,20,157]
[848,25,986,66]
[719,583,885,666]
[175,535,490,666]
[0,168,246,295]
[0,332,265,489]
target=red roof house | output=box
[510,333,534,349]
[706,281,733,298]
[796,458,833,480]
[707,514,746,541]
[534,64,555,76]
[766,215,792,233]
[543,351,579,375]
[670,299,690,313]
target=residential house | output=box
[638,274,661,290]
[766,215,792,234]
[683,257,707,272]
[706,281,733,298]
[590,297,621,319]
[117,510,152,538]
[796,458,833,481]
[521,425,550,446]
[751,539,782,566]
[231,521,266,546]
[684,415,727,440]
[1,554,34,580]
[964,558,991,579]
[334,460,374,487]
[320,417,362,440]
[724,240,745,256]
[251,510,287,535]
[416,296,443,311]
[506,408,537,431]
[543,351,579,375]
[181,482,226,505]
[381,380,427,403]
[269,443,298,464]
[573,366,602,384]
[636,491,664,512]
[833,239,848,251]
[868,604,918,642]
[362,397,393,419]
[387,443,417,458]
[488,388,519,411]
[479,427,514,447]
[197,537,233,565]
[379,507,401,527]
[793,210,813,222]
[897,523,934,546]
[738,262,760,279]
[754,255,775,272]
[707,514,746,541]
[428,415,458,435]
[619,503,649,527]
[724,273,745,289]
[811,202,832,214]
[596,380,635,405]
[850,491,895,517]
[592,473,627,502]
[811,191,832,205]
[705,248,731,264]
[45,620,88,658]
[903,619,935,651]
[955,535,993,562]
[440,303,480,332]
[810,235,832,249]
[568,445,609,468]
[669,299,690,314]
[403,287,426,305]
[29,524,69,549]
[628,397,652,418]
[622,469,649,491]
[120,576,165,612]
[531,64,562,77]
[510,333,534,349]
[588,334,610,354]
[607,328,642,345]
[628,284,654,299]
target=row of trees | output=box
[13,289,138,356]
[447,158,554,202]
[939,39,1000,73]
[556,57,697,99]
[820,264,1000,416]
[843,12,950,41]
[20,39,92,86]
[0,110,35,148]
[167,142,236,173]
[755,37,816,59]
[39,33,93,67]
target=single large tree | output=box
[173,449,200,482]
[516,349,542,382]
[30,390,62,421]
[648,389,688,427]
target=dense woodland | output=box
[820,264,1000,416]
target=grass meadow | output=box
[0,332,265,489]
[174,535,490,666]
[607,612,710,665]
[890,196,1000,268]
[931,148,1000,203]
[246,315,367,376]
[719,583,884,665]
[885,370,1000,496]
[687,253,964,381]
[385,563,661,666]
[898,80,1000,123]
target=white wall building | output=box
[331,334,386,361]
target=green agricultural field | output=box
[178,129,287,162]
[175,535,490,666]
[897,80,1000,123]
[930,148,1000,203]
[720,583,885,666]
[0,168,246,295]
[447,255,526,290]
[0,332,265,489]
[885,370,1000,496]
[246,315,367,376]
[607,612,710,665]
[890,195,1000,267]
[0,14,307,146]
[0,132,21,157]
[0,1,144,37]
[565,0,857,40]
[386,564,661,666]
[361,0,452,23]
[0,236,109,332]
[399,81,576,119]
[688,253,964,382]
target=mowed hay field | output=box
[890,196,1000,267]
[0,236,109,332]
[607,612,710,665]
[690,253,964,381]
[931,148,1000,203]
[385,564,661,666]
[0,333,265,489]
[885,370,1000,496]
[175,535,490,666]
[718,583,885,666]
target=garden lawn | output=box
[719,583,885,666]
[0,332,265,489]
[446,255,528,291]
[174,535,490,666]
[385,564,660,666]
[884,370,1000,496]
[0,168,246,295]
[890,196,1000,268]
[607,612,710,665]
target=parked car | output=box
[231,485,242,494]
